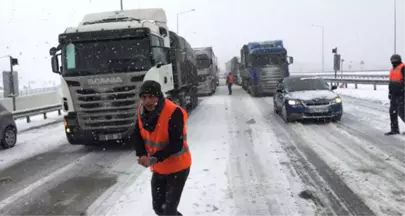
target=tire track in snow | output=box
[0,145,136,215]
[289,122,405,216]
[257,97,375,216]
[224,87,314,216]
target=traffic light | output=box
[332,47,338,54]
[10,57,18,66]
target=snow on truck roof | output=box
[81,8,167,24]
[64,8,167,34]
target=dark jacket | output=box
[133,98,184,163]
[389,64,405,97]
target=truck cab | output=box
[48,8,197,145]
[193,47,218,95]
[240,40,293,96]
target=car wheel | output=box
[273,99,280,114]
[332,114,342,122]
[282,105,291,123]
[1,126,17,149]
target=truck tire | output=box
[1,126,17,149]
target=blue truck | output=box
[240,40,293,96]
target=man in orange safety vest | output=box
[133,80,192,215]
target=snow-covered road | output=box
[0,85,403,216]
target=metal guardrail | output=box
[0,86,59,98]
[294,73,389,90]
[12,104,62,123]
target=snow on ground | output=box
[106,88,316,216]
[15,110,63,132]
[261,90,405,215]
[335,84,390,105]
[0,121,67,169]
[106,94,236,216]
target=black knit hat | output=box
[391,54,402,63]
[139,80,163,98]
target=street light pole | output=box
[394,0,397,53]
[176,9,196,34]
[120,0,123,10]
[312,24,324,74]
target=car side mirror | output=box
[331,85,338,90]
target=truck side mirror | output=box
[159,27,168,37]
[156,62,163,68]
[288,56,294,64]
[49,47,57,56]
[51,55,60,74]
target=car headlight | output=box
[288,100,299,105]
[334,97,342,103]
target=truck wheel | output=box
[251,86,259,97]
[1,126,17,149]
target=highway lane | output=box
[0,85,403,215]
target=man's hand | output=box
[137,156,150,167]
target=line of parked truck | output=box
[48,8,219,145]
[225,40,294,96]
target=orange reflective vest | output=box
[389,63,404,83]
[227,74,233,84]
[137,99,192,174]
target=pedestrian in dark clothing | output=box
[133,80,192,215]
[385,54,405,135]
[226,72,233,95]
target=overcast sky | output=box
[0,0,404,88]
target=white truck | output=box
[49,8,198,145]
[193,47,218,95]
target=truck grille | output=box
[259,67,284,90]
[74,85,138,132]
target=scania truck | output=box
[240,40,293,96]
[193,47,218,95]
[49,8,198,145]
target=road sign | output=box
[2,71,19,97]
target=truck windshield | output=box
[196,58,211,69]
[62,38,151,76]
[251,54,285,67]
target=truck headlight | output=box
[334,97,342,103]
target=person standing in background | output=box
[226,72,233,95]
[385,54,405,135]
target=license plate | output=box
[309,107,329,113]
[99,133,122,141]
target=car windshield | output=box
[284,77,330,92]
[62,37,151,76]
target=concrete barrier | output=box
[0,91,60,112]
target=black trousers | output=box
[228,83,232,95]
[389,95,404,132]
[151,167,190,216]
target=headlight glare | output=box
[288,100,298,105]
